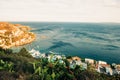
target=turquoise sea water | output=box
[12,22,120,64]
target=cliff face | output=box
[0,22,36,49]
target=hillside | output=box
[0,22,36,49]
[0,48,120,80]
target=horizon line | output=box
[0,21,120,24]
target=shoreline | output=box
[0,22,36,49]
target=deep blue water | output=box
[12,22,120,64]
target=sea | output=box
[12,22,120,64]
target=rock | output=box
[0,22,36,49]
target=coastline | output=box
[0,22,36,49]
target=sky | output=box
[0,0,120,22]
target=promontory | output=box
[0,22,36,49]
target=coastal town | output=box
[0,22,120,79]
[0,22,36,49]
[29,49,120,76]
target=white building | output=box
[29,49,41,58]
[98,61,107,65]
[96,63,113,75]
[106,67,113,75]
[55,55,62,59]
[76,61,82,65]
[41,53,46,58]
[85,58,94,64]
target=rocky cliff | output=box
[0,22,36,49]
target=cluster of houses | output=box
[29,49,120,76]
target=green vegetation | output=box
[0,59,14,72]
[0,48,120,80]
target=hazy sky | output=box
[0,0,120,22]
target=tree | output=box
[18,47,32,58]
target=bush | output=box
[18,47,33,58]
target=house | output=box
[80,63,87,70]
[96,64,113,75]
[72,56,81,65]
[106,66,113,75]
[70,60,76,69]
[41,53,46,58]
[72,56,81,61]
[85,58,94,64]
[116,65,120,74]
[47,54,58,62]
[98,61,107,65]
[67,59,73,64]
[55,55,62,59]
[67,58,77,69]
[29,49,41,58]
[67,57,87,70]
[76,60,82,65]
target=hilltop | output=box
[0,22,36,49]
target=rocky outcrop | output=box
[0,22,36,49]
